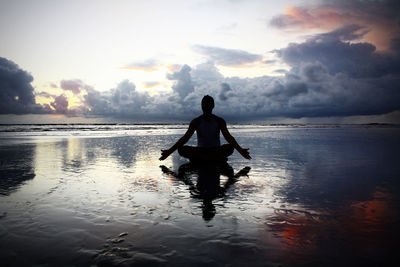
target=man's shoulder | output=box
[212,114,226,124]
[190,116,202,126]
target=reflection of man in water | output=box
[160,163,251,221]
[159,95,251,161]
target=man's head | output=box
[201,95,214,114]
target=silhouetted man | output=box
[159,95,251,161]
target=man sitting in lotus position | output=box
[159,95,251,161]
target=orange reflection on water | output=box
[268,210,322,249]
[349,189,397,235]
[281,226,300,247]
[265,187,398,266]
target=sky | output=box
[0,0,400,123]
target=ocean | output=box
[0,124,399,266]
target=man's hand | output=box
[159,149,172,160]
[238,148,251,160]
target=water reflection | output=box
[71,137,139,169]
[0,128,399,266]
[265,188,399,265]
[246,128,400,266]
[0,144,36,195]
[160,162,250,221]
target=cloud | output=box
[83,89,111,115]
[317,24,369,42]
[143,81,160,88]
[121,59,159,71]
[270,0,400,30]
[70,30,399,120]
[270,5,343,29]
[218,83,233,101]
[0,57,44,114]
[5,58,197,118]
[3,29,400,121]
[36,91,56,98]
[60,79,87,94]
[50,94,69,114]
[167,64,182,73]
[111,80,136,105]
[165,42,399,119]
[274,69,288,74]
[83,80,151,118]
[157,28,400,120]
[269,0,400,50]
[192,45,263,66]
[275,25,400,79]
[300,62,328,82]
[190,61,223,81]
[167,64,195,99]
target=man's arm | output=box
[159,120,196,160]
[219,118,251,159]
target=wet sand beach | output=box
[0,125,399,266]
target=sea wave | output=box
[0,124,187,133]
[0,123,397,139]
[0,123,397,132]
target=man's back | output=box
[193,114,222,148]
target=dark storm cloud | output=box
[0,57,43,114]
[317,24,369,42]
[325,0,400,20]
[300,62,328,82]
[269,0,400,51]
[171,24,400,119]
[274,25,400,78]
[270,0,400,29]
[261,25,400,117]
[390,37,400,51]
[192,45,263,66]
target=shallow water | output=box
[0,125,399,266]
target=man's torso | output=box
[194,114,221,148]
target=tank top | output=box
[196,115,221,148]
